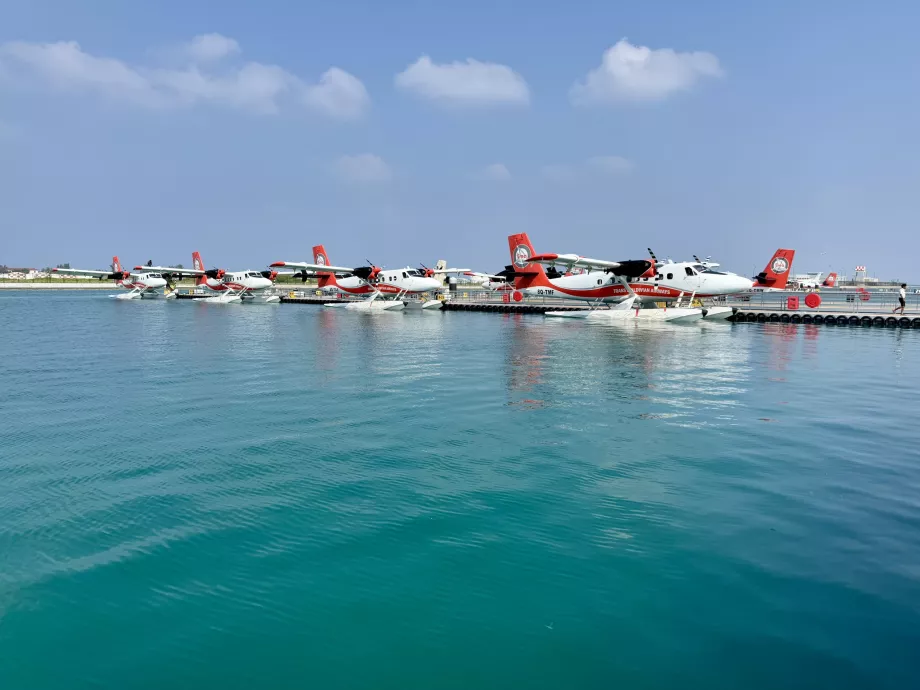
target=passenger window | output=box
[597,279,602,285]
[667,273,673,280]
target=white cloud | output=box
[571,39,723,105]
[303,67,370,120]
[587,155,634,174]
[475,163,511,181]
[333,154,393,183]
[0,38,369,118]
[395,55,529,106]
[184,33,240,62]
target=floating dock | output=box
[441,302,587,314]
[730,309,920,328]
[170,287,920,328]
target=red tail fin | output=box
[823,272,837,287]
[112,256,122,274]
[755,249,795,289]
[312,244,336,288]
[191,251,208,285]
[507,233,548,289]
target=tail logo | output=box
[771,257,789,274]
[194,259,202,270]
[513,244,531,269]
[316,254,326,266]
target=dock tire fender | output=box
[747,313,758,323]
[837,316,849,325]
[849,316,860,326]
[899,317,911,328]
[814,315,824,324]
[769,313,781,322]
[802,315,813,324]
[780,314,791,323]
[873,316,885,326]
[886,317,898,327]
[860,316,872,327]
[912,318,920,329]
[757,313,767,322]
[791,314,802,323]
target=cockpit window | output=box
[685,267,697,276]
[402,271,408,279]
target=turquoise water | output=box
[2,291,919,689]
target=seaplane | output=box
[434,261,514,291]
[791,272,837,290]
[52,257,174,299]
[139,252,280,303]
[270,245,443,311]
[506,233,795,320]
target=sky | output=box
[2,0,919,279]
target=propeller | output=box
[419,263,435,278]
[353,265,382,282]
[546,265,563,279]
[604,259,653,278]
[260,270,278,281]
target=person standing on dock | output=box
[893,283,907,315]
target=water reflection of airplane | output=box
[141,252,280,303]
[505,315,548,408]
[52,256,172,299]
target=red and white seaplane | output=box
[270,245,443,311]
[140,252,280,303]
[506,233,795,321]
[52,257,173,299]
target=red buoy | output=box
[805,293,821,308]
[512,291,523,302]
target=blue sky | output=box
[2,0,919,279]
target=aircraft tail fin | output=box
[823,272,838,287]
[754,249,795,289]
[112,256,122,274]
[313,244,336,288]
[192,251,208,285]
[507,233,548,289]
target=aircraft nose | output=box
[734,276,755,292]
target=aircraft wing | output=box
[52,268,118,277]
[269,261,355,275]
[134,264,205,275]
[526,253,623,271]
[433,268,473,274]
[462,271,506,280]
